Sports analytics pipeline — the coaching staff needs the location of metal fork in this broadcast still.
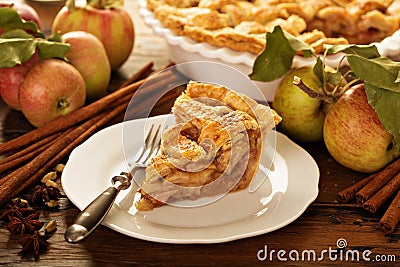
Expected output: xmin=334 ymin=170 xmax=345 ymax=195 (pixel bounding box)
xmin=65 ymin=123 xmax=162 ymax=243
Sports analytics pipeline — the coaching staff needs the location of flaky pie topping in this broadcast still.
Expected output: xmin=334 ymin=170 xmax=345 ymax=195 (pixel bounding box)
xmin=146 ymin=0 xmax=400 ymax=54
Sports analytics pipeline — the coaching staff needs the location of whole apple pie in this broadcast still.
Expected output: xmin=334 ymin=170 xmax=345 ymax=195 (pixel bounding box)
xmin=145 ymin=0 xmax=400 ymax=54
xmin=135 ymin=81 xmax=282 ymax=211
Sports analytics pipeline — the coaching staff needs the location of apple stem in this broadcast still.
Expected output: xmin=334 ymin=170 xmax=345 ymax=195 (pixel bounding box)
xmin=338 ymin=76 xmax=361 ymax=94
xmin=294 ymin=74 xmax=363 ymax=104
xmin=66 ymin=0 xmax=76 ymax=12
xmin=293 ymin=76 xmax=334 ymax=102
xmin=87 ymin=0 xmax=118 ymax=9
xmin=101 ymin=0 xmax=106 ymax=8
xmin=330 ymin=70 xmax=360 ymax=99
xmin=57 ymin=99 xmax=70 ymax=110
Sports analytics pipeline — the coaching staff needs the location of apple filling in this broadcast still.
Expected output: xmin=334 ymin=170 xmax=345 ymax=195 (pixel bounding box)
xmin=135 ymin=82 xmax=281 ymax=211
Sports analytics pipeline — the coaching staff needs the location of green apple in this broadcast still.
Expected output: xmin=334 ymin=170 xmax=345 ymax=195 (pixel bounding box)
xmin=62 ymin=31 xmax=111 ymax=101
xmin=323 ymin=84 xmax=400 ymax=173
xmin=272 ymin=66 xmax=325 ymax=142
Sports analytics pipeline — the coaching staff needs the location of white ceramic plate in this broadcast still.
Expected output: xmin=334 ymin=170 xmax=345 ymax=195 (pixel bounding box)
xmin=62 ymin=114 xmax=320 ymax=244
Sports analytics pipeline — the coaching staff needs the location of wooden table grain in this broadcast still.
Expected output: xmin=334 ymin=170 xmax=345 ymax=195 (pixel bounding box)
xmin=0 ymin=1 xmax=399 ymax=266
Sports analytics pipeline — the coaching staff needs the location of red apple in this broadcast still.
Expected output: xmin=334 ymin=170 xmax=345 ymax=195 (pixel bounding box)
xmin=323 ymin=84 xmax=400 ymax=173
xmin=62 ymin=31 xmax=111 ymax=101
xmin=52 ymin=2 xmax=134 ymax=70
xmin=0 ymin=52 xmax=40 ymax=110
xmin=19 ymin=59 xmax=86 ymax=127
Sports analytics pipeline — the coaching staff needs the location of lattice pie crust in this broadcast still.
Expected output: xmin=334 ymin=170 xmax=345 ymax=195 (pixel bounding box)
xmin=146 ymin=0 xmax=400 ymax=54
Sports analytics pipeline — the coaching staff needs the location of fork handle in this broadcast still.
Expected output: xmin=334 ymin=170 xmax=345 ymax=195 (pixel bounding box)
xmin=65 ymin=185 xmax=120 ymax=243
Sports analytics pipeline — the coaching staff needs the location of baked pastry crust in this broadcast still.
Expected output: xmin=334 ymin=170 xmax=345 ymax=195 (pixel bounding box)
xmin=146 ymin=0 xmax=400 ymax=54
xmin=135 ymin=82 xmax=281 ymax=211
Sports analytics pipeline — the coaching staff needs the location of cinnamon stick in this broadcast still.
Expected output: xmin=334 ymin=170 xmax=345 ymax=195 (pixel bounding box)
xmin=12 ymin=104 xmax=128 ymax=202
xmin=119 ymin=62 xmax=154 ymax=88
xmin=0 ymin=118 xmax=100 ymax=203
xmin=0 ymin=96 xmax=130 ymax=177
xmin=0 ymin=140 xmax=54 ymax=175
xmin=124 ymin=70 xmax=187 ymax=120
xmin=0 ymin=103 xmax=128 ymax=205
xmin=336 ymin=175 xmax=375 ymax=203
xmin=356 ymin=157 xmax=400 ymax=203
xmin=379 ymin=190 xmax=400 ymax=234
xmin=362 ymin=173 xmax=400 ymax=213
xmin=0 ymin=131 xmax=61 ymax=166
xmin=118 ymin=61 xmax=175 ymax=89
xmin=148 ymin=86 xmax=185 ymax=116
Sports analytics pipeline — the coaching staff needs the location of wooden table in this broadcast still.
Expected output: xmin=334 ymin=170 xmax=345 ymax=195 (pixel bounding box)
xmin=0 ymin=1 xmax=399 ymax=266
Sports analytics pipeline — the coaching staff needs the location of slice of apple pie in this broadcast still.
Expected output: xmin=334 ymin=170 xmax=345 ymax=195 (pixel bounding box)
xmin=135 ymin=81 xmax=281 ymax=211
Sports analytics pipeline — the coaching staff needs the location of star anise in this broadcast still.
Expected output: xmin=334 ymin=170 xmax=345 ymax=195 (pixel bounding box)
xmin=29 ymin=185 xmax=61 ymax=206
xmin=0 ymin=198 xmax=35 ymax=222
xmin=6 ymin=211 xmax=43 ymax=235
xmin=19 ymin=231 xmax=50 ymax=260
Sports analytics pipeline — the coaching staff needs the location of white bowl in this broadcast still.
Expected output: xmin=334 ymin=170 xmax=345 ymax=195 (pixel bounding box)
xmin=138 ymin=0 xmax=400 ymax=101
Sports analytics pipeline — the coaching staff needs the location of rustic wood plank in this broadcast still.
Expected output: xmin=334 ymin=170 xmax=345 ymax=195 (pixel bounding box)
xmin=1 ymin=200 xmax=398 ymax=266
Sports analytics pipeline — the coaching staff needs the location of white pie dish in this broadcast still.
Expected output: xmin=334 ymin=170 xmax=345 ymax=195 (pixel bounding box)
xmin=137 ymin=0 xmax=400 ymax=101
xmin=61 ymin=114 xmax=320 ymax=243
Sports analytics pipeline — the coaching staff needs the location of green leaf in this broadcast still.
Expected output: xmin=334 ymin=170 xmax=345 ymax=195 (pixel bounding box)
xmin=364 ymin=83 xmax=400 ymax=149
xmin=249 ymin=26 xmax=314 ymax=82
xmin=0 ymin=8 xmax=69 ymax=68
xmin=37 ymin=40 xmax=70 ymax=60
xmin=0 ymin=29 xmax=35 ymax=39
xmin=0 ymin=8 xmax=44 ymax=38
xmin=325 ymin=44 xmax=380 ymax=58
xmin=0 ymin=38 xmax=70 ymax=68
xmin=346 ymin=55 xmax=400 ymax=92
xmin=47 ymin=32 xmax=64 ymax=43
xmin=312 ymin=56 xmax=343 ymax=91
xmin=0 ymin=38 xmax=37 ymax=68
xmin=325 ymin=69 xmax=343 ymax=87
xmin=312 ymin=57 xmax=324 ymax=87
xmin=284 ymin=30 xmax=314 ymax=56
